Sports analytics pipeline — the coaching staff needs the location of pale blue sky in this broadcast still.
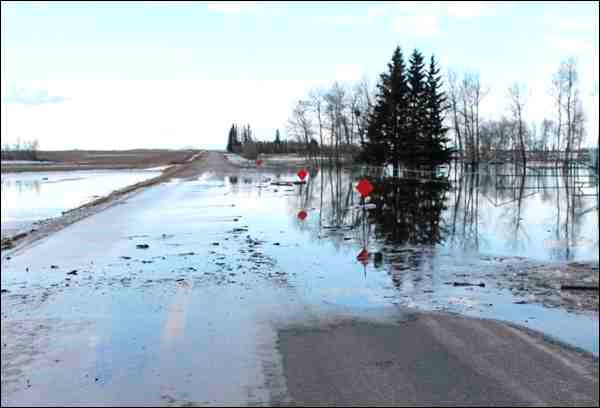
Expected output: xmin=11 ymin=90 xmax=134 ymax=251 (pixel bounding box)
xmin=1 ymin=1 xmax=598 ymax=150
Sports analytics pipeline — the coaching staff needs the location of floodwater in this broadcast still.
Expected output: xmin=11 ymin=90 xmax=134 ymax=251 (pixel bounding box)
xmin=444 ymin=164 xmax=599 ymax=262
xmin=1 ymin=169 xmax=163 ymax=235
xmin=1 ymin=163 xmax=598 ymax=405
xmin=254 ymin=164 xmax=598 ymax=352
xmin=274 ymin=163 xmax=599 ymax=351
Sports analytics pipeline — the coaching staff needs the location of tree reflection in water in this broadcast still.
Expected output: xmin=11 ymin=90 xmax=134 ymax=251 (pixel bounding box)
xmin=367 ymin=175 xmax=450 ymax=246
xmin=288 ymin=162 xmax=598 ymax=266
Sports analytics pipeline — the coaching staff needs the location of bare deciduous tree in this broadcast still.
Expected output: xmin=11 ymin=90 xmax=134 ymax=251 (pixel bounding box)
xmin=447 ymin=71 xmax=487 ymax=164
xmin=508 ymin=82 xmax=527 ymax=167
xmin=288 ymin=100 xmax=316 ymax=161
xmin=552 ymin=58 xmax=585 ymax=161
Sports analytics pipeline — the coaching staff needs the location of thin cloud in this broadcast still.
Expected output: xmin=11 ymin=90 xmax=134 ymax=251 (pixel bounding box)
xmin=543 ymin=13 xmax=598 ymax=35
xmin=396 ymin=1 xmax=497 ymax=20
xmin=390 ymin=1 xmax=496 ymax=37
xmin=367 ymin=7 xmax=387 ymax=21
xmin=392 ymin=14 xmax=439 ymax=38
xmin=314 ymin=15 xmax=359 ymax=25
xmin=444 ymin=1 xmax=497 ymax=18
xmin=2 ymin=85 xmax=69 ymax=105
xmin=206 ymin=2 xmax=257 ymax=14
xmin=316 ymin=1 xmax=493 ymax=32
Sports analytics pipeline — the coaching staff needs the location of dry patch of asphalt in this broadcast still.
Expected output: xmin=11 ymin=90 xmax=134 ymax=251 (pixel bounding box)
xmin=277 ymin=312 xmax=599 ymax=406
xmin=1 ymin=152 xmax=208 ymax=257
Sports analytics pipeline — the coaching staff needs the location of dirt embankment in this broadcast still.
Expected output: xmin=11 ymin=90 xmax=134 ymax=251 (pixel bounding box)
xmin=1 ymin=149 xmax=199 ymax=173
xmin=1 ymin=151 xmax=207 ymax=255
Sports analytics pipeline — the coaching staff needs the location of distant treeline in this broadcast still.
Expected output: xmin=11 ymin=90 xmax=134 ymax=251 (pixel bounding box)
xmin=1 ymin=139 xmax=39 ymax=161
xmin=225 ymin=124 xmax=359 ymax=160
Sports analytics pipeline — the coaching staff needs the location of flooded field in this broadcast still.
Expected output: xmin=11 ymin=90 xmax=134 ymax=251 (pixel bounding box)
xmin=444 ymin=164 xmax=599 ymax=262
xmin=1 ymin=169 xmax=164 ymax=237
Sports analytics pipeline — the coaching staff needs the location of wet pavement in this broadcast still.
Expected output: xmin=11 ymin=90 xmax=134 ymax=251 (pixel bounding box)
xmin=1 ymin=156 xmax=598 ymax=405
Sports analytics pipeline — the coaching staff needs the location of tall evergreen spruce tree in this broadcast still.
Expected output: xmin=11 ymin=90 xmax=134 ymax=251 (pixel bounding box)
xmin=233 ymin=125 xmax=240 ymax=150
xmin=407 ymin=49 xmax=427 ymax=165
xmin=362 ymin=47 xmax=453 ymax=171
xmin=388 ymin=47 xmax=409 ymax=175
xmin=425 ymin=55 xmax=452 ymax=165
xmin=364 ymin=46 xmax=409 ymax=176
xmin=226 ymin=124 xmax=236 ymax=152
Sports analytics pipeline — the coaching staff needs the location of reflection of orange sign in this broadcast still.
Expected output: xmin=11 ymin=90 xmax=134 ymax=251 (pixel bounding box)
xmin=297 ymin=210 xmax=308 ymax=221
xmin=356 ymin=179 xmax=374 ymax=198
xmin=357 ymin=248 xmax=369 ymax=265
xmin=297 ymin=168 xmax=308 ymax=181
xmin=256 ymin=159 xmax=264 ymax=167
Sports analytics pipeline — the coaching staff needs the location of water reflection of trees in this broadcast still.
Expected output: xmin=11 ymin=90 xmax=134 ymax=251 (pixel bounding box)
xmin=288 ymin=167 xmax=450 ymax=258
xmin=447 ymin=163 xmax=595 ymax=260
xmin=367 ymin=177 xmax=450 ymax=246
xmin=288 ymin=162 xmax=597 ymax=262
xmin=289 ymin=167 xmax=364 ymax=248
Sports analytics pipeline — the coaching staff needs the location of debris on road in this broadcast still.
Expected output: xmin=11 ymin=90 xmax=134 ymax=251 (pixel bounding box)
xmin=560 ymin=285 xmax=599 ymax=291
xmin=446 ymin=282 xmax=486 ymax=288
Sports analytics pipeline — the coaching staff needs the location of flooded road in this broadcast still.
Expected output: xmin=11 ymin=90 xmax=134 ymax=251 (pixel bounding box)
xmin=1 ymin=153 xmax=598 ymax=405
xmin=280 ymin=163 xmax=599 ymax=351
xmin=1 ymin=169 xmax=164 ymax=238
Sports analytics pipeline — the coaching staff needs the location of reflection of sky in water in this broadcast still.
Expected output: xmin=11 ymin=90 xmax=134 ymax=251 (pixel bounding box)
xmin=279 ymin=165 xmax=598 ymax=263
xmin=223 ymin=171 xmax=599 ymax=355
xmin=1 ymin=170 xmax=161 ymax=225
xmin=444 ymin=166 xmax=599 ymax=262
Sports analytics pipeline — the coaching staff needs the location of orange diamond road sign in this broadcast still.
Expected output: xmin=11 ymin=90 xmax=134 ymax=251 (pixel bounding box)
xmin=256 ymin=159 xmax=263 ymax=167
xmin=356 ymin=178 xmax=373 ymax=198
xmin=297 ymin=168 xmax=308 ymax=181
xmin=297 ymin=210 xmax=308 ymax=221
xmin=356 ymin=248 xmax=369 ymax=265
